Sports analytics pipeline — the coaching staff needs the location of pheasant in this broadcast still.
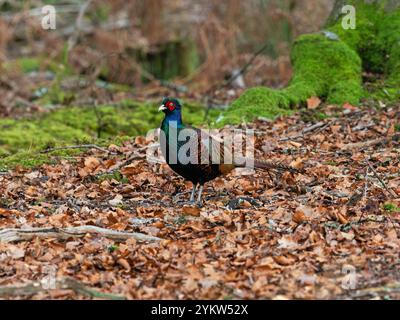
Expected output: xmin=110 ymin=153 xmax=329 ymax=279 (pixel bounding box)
xmin=158 ymin=97 xmax=301 ymax=205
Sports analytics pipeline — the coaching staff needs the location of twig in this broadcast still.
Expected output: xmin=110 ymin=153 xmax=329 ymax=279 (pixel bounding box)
xmin=342 ymin=133 xmax=400 ymax=151
xmin=217 ymin=42 xmax=271 ymax=92
xmin=279 ymin=121 xmax=329 ymax=141
xmin=61 ymin=18 xmax=132 ymax=37
xmin=351 ymin=282 xmax=400 ymax=298
xmin=203 ymin=42 xmax=271 ymax=120
xmin=41 ymin=144 xmax=116 ymax=155
xmin=0 ymin=226 xmax=162 ymax=243
xmin=358 ymin=167 xmax=370 ymax=223
xmin=366 ymin=160 xmax=397 ymax=199
xmin=0 ymin=4 xmax=82 ymax=21
xmin=101 ymin=147 xmax=148 ymax=175
xmin=0 ymin=277 xmax=127 ymax=300
xmin=366 ymin=160 xmax=400 ymax=237
xmin=60 ymin=277 xmax=127 ymax=300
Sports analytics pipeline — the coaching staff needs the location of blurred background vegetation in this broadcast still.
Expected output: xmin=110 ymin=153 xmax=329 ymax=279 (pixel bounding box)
xmin=0 ymin=0 xmax=334 ymax=169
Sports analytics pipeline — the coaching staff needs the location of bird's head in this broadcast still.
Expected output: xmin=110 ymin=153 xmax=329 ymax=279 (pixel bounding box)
xmin=158 ymin=98 xmax=182 ymax=115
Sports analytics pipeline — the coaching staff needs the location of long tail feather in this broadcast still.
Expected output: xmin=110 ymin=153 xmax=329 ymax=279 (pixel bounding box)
xmin=252 ymin=159 xmax=304 ymax=174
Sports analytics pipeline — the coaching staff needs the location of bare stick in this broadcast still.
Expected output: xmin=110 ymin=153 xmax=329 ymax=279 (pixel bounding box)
xmin=366 ymin=160 xmax=400 ymax=237
xmin=358 ymin=167 xmax=370 ymax=223
xmin=41 ymin=144 xmax=116 ymax=155
xmin=98 ymin=147 xmax=150 ymax=177
xmin=0 ymin=226 xmax=162 ymax=243
xmin=366 ymin=160 xmax=397 ymax=199
xmin=0 ymin=277 xmax=127 ymax=300
xmin=342 ymin=133 xmax=400 ymax=151
xmin=203 ymin=42 xmax=272 ymax=120
xmin=279 ymin=122 xmax=329 ymax=141
xmin=351 ymin=282 xmax=400 ymax=298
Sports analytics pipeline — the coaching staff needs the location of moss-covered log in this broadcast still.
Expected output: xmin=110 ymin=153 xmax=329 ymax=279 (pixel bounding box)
xmin=221 ymin=0 xmax=400 ymax=125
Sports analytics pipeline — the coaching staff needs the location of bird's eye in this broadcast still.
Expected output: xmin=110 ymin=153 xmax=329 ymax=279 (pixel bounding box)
xmin=166 ymin=101 xmax=175 ymax=111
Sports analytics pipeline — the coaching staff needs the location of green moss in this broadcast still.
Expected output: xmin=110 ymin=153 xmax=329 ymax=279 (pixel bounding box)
xmin=107 ymin=244 xmax=119 ymax=253
xmin=327 ymin=1 xmax=383 ymax=72
xmin=225 ymin=0 xmax=400 ymax=124
xmin=289 ymin=33 xmax=362 ymax=105
xmin=326 ymin=0 xmax=400 ymax=101
xmin=0 ymin=100 xmax=218 ymax=170
xmin=224 ymin=33 xmax=362 ymax=124
xmin=18 ymin=57 xmax=41 ymax=73
xmin=218 ymin=87 xmax=292 ymax=126
xmin=383 ymin=203 xmax=400 ymax=213
xmin=97 ymin=171 xmax=129 ymax=183
xmin=3 ymin=57 xmax=41 ymax=73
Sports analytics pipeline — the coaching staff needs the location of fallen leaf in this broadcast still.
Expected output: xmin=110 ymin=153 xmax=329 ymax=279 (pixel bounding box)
xmin=273 ymin=255 xmax=296 ymax=266
xmin=117 ymin=258 xmax=131 ymax=272
xmin=307 ymin=96 xmax=321 ymax=109
xmin=182 ymin=206 xmax=201 ymax=216
xmin=109 ymin=194 xmax=123 ymax=207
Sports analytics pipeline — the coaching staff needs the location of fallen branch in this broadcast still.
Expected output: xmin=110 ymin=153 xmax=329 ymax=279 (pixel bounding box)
xmin=0 ymin=277 xmax=127 ymax=300
xmin=0 ymin=226 xmax=162 ymax=243
xmin=351 ymin=282 xmax=400 ymax=298
xmin=342 ymin=133 xmax=400 ymax=151
xmin=366 ymin=160 xmax=397 ymax=199
xmin=112 ymin=149 xmax=148 ymax=170
xmin=60 ymin=277 xmax=127 ymax=300
xmin=61 ymin=18 xmax=132 ymax=37
xmin=203 ymin=41 xmax=273 ymax=120
xmin=41 ymin=144 xmax=116 ymax=155
xmin=366 ymin=160 xmax=400 ymax=237
xmin=279 ymin=121 xmax=329 ymax=141
xmin=97 ymin=147 xmax=150 ymax=177
xmin=0 ymin=4 xmax=82 ymax=21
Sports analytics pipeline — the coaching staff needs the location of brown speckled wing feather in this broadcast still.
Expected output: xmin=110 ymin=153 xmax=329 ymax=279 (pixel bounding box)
xmin=188 ymin=126 xmax=236 ymax=177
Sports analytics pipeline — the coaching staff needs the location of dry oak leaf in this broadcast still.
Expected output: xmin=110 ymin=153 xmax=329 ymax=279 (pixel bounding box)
xmin=289 ymin=157 xmax=304 ymax=170
xmin=84 ymin=157 xmax=100 ymax=171
xmin=307 ymin=96 xmax=321 ymax=109
xmin=0 ymin=208 xmax=16 ymax=216
xmin=182 ymin=206 xmax=201 ymax=216
xmin=117 ymin=258 xmax=131 ymax=272
xmin=342 ymin=102 xmax=359 ymax=112
xmin=293 ymin=205 xmax=313 ymax=224
xmin=273 ymin=255 xmax=296 ymax=266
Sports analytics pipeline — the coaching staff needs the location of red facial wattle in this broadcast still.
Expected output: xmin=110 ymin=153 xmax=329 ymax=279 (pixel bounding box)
xmin=166 ymin=101 xmax=175 ymax=111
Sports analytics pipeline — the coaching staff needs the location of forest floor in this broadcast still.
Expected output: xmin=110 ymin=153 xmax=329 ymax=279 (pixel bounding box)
xmin=0 ymin=102 xmax=399 ymax=300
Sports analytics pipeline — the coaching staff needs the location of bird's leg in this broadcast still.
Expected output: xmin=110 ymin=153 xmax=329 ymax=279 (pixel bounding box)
xmin=196 ymin=184 xmax=204 ymax=207
xmin=189 ymin=184 xmax=197 ymax=203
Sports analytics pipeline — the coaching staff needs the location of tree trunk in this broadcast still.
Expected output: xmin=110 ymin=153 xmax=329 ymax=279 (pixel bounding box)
xmin=222 ymin=0 xmax=400 ymax=126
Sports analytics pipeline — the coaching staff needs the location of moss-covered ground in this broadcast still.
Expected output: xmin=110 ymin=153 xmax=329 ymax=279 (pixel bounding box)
xmin=222 ymin=0 xmax=400 ymax=125
xmin=0 ymin=100 xmax=220 ymax=170
xmin=2 ymin=0 xmax=399 ymax=169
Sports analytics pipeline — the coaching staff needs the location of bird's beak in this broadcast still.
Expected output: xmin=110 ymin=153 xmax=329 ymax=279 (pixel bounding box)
xmin=158 ymin=104 xmax=167 ymax=112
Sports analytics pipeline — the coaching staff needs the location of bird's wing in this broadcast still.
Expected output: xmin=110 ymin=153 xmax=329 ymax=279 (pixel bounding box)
xmin=190 ymin=127 xmax=236 ymax=174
